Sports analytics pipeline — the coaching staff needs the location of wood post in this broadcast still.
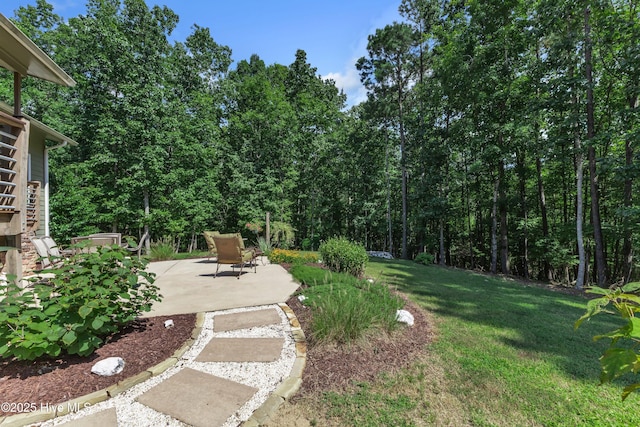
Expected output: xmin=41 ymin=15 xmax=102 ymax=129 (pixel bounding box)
xmin=265 ymin=212 xmax=270 ymax=246
xmin=13 ymin=72 xmax=21 ymax=117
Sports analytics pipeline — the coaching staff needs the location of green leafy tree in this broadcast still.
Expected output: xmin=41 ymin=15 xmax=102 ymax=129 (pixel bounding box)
xmin=357 ymin=22 xmax=420 ymax=259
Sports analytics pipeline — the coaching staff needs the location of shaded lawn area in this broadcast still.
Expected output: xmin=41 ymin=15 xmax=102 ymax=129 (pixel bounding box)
xmin=356 ymin=258 xmax=639 ymax=426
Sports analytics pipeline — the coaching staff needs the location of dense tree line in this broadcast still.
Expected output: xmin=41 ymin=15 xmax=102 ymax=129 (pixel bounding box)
xmin=2 ymin=0 xmax=638 ymax=287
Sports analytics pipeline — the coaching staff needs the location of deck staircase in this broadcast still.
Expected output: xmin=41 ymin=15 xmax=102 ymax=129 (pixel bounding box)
xmin=0 ymin=110 xmax=29 ymax=278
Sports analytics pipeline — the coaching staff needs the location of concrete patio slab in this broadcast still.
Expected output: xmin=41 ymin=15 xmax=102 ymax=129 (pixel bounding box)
xmin=195 ymin=337 xmax=285 ymax=363
xmin=214 ymin=308 xmax=281 ymax=332
xmin=142 ymin=258 xmax=300 ymax=317
xmin=57 ymin=408 xmax=118 ymax=427
xmin=136 ymin=368 xmax=257 ymax=427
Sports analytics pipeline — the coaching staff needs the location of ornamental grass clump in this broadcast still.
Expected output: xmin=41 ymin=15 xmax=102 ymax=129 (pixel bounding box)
xmin=289 ymin=264 xmax=403 ymax=345
xmin=301 ymin=281 xmax=403 ymax=344
xmin=0 ymin=243 xmax=161 ymax=361
xmin=319 ymin=237 xmax=368 ymax=277
xmin=149 ymin=239 xmax=175 ymax=261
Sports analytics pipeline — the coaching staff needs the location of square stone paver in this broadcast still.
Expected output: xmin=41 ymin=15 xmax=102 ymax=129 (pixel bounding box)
xmin=58 ymin=408 xmax=118 ymax=427
xmin=196 ymin=337 xmax=284 ymax=362
xmin=214 ymin=308 xmax=281 ymax=332
xmin=136 ymin=368 xmax=257 ymax=427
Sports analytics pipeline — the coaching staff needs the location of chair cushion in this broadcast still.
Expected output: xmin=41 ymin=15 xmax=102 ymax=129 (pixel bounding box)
xmin=203 ymin=231 xmax=219 ymax=253
xmin=240 ymin=249 xmax=255 ymax=263
xmin=215 ymin=232 xmax=245 ymax=249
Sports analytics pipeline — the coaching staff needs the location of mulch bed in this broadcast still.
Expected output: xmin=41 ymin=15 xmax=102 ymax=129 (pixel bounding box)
xmin=285 ymin=284 xmax=435 ymax=398
xmin=0 ymin=313 xmax=196 ymax=416
xmin=1 ymin=263 xmax=437 ymax=417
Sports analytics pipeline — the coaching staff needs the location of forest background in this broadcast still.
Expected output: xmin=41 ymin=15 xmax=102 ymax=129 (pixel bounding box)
xmin=1 ymin=0 xmax=638 ymax=289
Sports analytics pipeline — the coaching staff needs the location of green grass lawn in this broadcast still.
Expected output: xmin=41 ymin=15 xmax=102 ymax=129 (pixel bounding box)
xmin=307 ymin=258 xmax=639 ymax=426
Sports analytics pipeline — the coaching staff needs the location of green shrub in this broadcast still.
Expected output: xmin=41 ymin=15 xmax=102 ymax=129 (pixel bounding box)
xmin=301 ymin=236 xmax=321 ymax=251
xmin=414 ymin=252 xmax=434 ymax=265
xmin=319 ymin=237 xmax=368 ymax=277
xmin=0 ymin=244 xmax=161 ymax=361
xmin=268 ymin=249 xmax=320 ymax=264
xmin=270 ymin=221 xmax=295 ymax=248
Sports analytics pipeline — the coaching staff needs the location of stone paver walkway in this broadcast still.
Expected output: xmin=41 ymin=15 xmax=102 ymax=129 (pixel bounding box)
xmin=2 ymin=304 xmax=306 ymax=427
xmin=136 ymin=367 xmax=258 ymax=427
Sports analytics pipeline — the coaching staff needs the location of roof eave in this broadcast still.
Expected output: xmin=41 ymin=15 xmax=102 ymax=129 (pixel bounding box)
xmin=0 ymin=101 xmax=79 ymax=146
xmin=0 ymin=13 xmax=76 ymax=87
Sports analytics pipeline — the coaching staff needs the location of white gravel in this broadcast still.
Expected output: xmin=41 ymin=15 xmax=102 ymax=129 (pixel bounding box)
xmin=38 ymin=304 xmax=297 ymax=427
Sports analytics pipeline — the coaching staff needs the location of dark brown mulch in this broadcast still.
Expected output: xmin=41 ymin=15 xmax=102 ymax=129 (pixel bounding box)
xmin=0 ymin=313 xmax=196 ymax=416
xmin=1 ymin=261 xmax=435 ymax=417
xmin=285 ymin=287 xmax=435 ymax=398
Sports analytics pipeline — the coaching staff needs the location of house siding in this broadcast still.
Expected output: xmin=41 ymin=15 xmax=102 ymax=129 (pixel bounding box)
xmin=28 ymin=128 xmax=46 ymax=236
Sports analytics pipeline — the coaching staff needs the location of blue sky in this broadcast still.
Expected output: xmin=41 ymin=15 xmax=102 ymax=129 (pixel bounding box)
xmin=0 ymin=0 xmax=403 ymax=106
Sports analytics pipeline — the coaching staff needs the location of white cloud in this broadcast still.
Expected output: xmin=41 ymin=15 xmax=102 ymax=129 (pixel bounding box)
xmin=324 ymin=64 xmax=367 ymax=107
xmin=320 ymin=3 xmax=401 ymax=108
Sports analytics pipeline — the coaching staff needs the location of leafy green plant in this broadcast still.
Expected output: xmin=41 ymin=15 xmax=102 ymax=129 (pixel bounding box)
xmin=256 ymin=236 xmax=273 ymax=256
xmin=245 ymin=221 xmax=264 ymax=235
xmin=414 ymin=252 xmax=434 ymax=265
xmin=301 ymin=236 xmax=320 ymax=251
xmin=0 ymin=244 xmax=161 ymax=361
xmin=575 ymin=281 xmax=640 ymax=400
xmin=319 ymin=237 xmax=368 ymax=277
xmin=270 ymin=221 xmax=295 ymax=248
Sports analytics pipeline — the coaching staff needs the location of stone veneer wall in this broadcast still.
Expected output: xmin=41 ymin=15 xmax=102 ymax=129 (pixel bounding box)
xmin=21 ymin=231 xmax=40 ymax=274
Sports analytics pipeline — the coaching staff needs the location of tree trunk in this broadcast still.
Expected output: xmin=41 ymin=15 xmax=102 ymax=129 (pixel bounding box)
xmin=499 ymin=162 xmax=509 ymax=275
xmin=143 ymin=188 xmax=151 ymax=254
xmin=568 ymin=51 xmax=587 ymax=289
xmin=534 ymin=43 xmax=551 ymax=282
xmin=385 ymin=134 xmax=394 ymax=256
xmin=536 ymin=157 xmax=552 ymax=281
xmin=491 ymin=175 xmax=500 ymax=275
xmin=189 ymin=232 xmax=196 ymax=253
xmin=575 ymin=145 xmax=586 ymax=289
xmin=399 ymin=97 xmax=409 ymax=260
xmin=266 ymin=211 xmax=271 ymax=247
xmin=464 ymin=152 xmax=474 ymax=269
xmin=622 ymin=101 xmax=635 ymax=283
xmin=585 ymin=7 xmax=607 ymax=287
xmin=439 ymin=219 xmax=445 ymax=266
xmin=518 ymin=151 xmax=529 ymax=279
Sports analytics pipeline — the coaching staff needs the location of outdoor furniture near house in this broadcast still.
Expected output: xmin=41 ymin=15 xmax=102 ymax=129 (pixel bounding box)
xmin=30 ymin=235 xmax=69 ymax=268
xmin=212 ymin=233 xmax=257 ymax=279
xmin=202 ymin=231 xmax=219 ymax=260
xmin=41 ymin=235 xmax=73 ymax=258
xmin=30 ymin=236 xmax=55 ymax=268
xmin=123 ymin=231 xmax=149 ymax=258
xmin=88 ymin=232 xmax=122 ymax=246
xmin=70 ymin=235 xmax=120 ymax=253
